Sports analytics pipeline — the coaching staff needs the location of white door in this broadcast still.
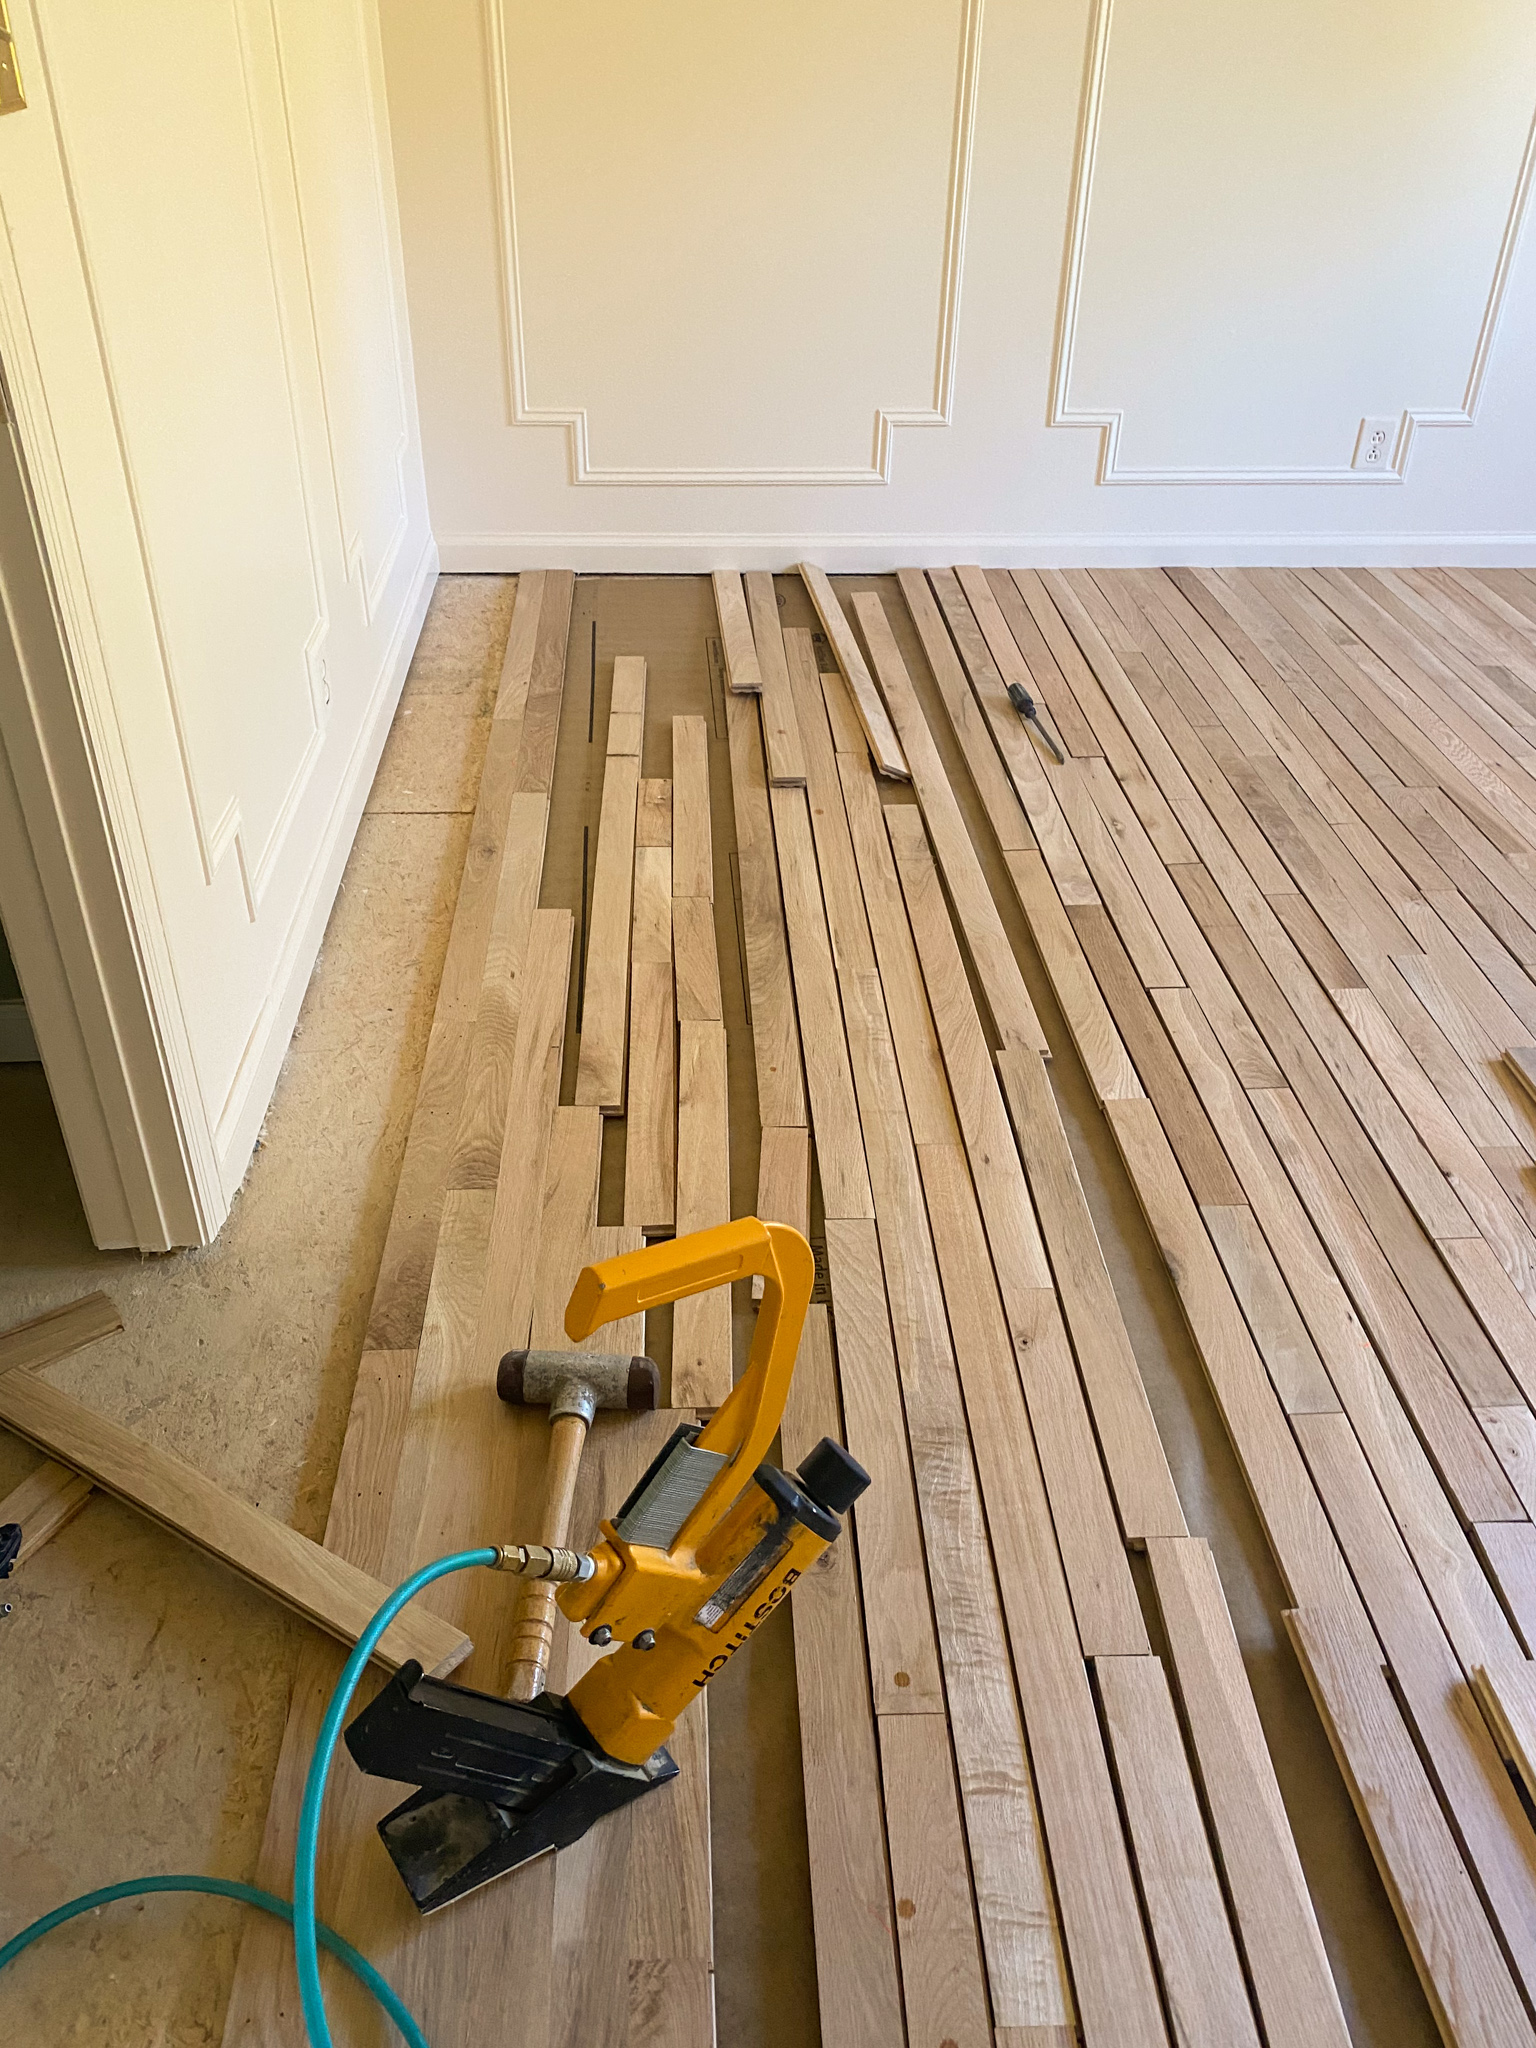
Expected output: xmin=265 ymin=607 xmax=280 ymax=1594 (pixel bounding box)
xmin=0 ymin=0 xmax=434 ymax=1247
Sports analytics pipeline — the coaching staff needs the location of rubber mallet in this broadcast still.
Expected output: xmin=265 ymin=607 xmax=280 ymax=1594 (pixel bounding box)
xmin=495 ymin=1350 xmax=659 ymax=1700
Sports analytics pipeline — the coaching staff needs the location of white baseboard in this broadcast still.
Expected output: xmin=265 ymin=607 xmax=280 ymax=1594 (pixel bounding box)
xmin=438 ymin=531 xmax=1536 ymax=574
xmin=210 ymin=532 xmax=440 ymax=1202
xmin=0 ymin=999 xmax=39 ymax=1062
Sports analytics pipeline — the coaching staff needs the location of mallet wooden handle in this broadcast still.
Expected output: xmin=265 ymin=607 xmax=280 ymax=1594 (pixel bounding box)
xmin=506 ymin=1411 xmax=588 ymax=1702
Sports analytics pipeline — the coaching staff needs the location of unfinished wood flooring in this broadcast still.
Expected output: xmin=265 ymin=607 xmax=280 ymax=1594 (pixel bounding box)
xmin=226 ymin=561 xmax=1536 ymax=2048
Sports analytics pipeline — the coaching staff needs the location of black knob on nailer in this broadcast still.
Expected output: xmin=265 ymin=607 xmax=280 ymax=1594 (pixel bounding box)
xmin=796 ymin=1439 xmax=871 ymax=1518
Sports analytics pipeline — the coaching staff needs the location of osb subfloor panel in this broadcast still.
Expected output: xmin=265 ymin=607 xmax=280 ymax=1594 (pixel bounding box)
xmin=0 ymin=574 xmax=1426 ymax=2046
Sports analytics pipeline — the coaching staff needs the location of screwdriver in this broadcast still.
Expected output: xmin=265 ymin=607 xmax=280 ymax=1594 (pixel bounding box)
xmin=1006 ymin=682 xmax=1066 ymax=765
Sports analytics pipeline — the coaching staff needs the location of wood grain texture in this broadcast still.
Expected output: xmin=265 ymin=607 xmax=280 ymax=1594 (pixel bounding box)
xmin=672 ymin=1021 xmax=731 ymax=1407
xmin=997 ymin=1048 xmax=1186 ymax=1538
xmin=1475 ymin=1519 xmax=1536 ymax=1654
xmin=0 ymin=1291 xmax=122 ymax=1374
xmin=515 ymin=568 xmax=576 ymax=795
xmin=672 ymin=715 xmax=714 ymax=902
xmin=777 ymin=1302 xmax=908 ymax=2048
xmin=879 ymin=1711 xmax=995 ymax=2048
xmin=575 ymin=752 xmax=640 ymax=1112
xmin=1289 ymin=1603 xmax=1536 ymax=2048
xmin=636 ymin=775 xmax=673 ymax=846
xmin=916 ymin=1135 xmax=1166 ymax=2048
xmin=823 ymin=1219 xmax=947 ymax=1714
xmin=625 ymin=841 xmax=677 ymax=1233
xmin=895 ymin=565 xmax=1038 ymax=853
xmin=368 ymin=580 xmax=563 ymax=1346
xmin=723 ymin=692 xmax=808 ymax=1128
xmin=606 ymin=653 xmax=648 ymax=757
xmin=853 ymin=588 xmax=1047 ymax=1055
xmin=1147 ymin=1539 xmax=1350 ymax=2048
xmin=743 ymin=570 xmax=807 ymax=787
xmin=768 ymin=785 xmax=874 ymax=1220
xmin=712 ymin=570 xmax=762 ymax=694
xmin=797 ymin=562 xmax=908 ymax=778
xmin=751 ymin=1123 xmax=809 ymax=1301
xmin=530 ymin=1108 xmax=604 ymax=1349
xmin=672 ymin=894 xmax=723 ymax=1023
xmin=469 ymin=912 xmax=576 ymax=1369
xmin=1200 ymin=1203 xmax=1340 ymax=1415
xmin=1293 ymin=1409 xmax=1536 ymax=2007
xmin=1005 ymin=850 xmax=1144 ymax=1101
xmin=1094 ymin=1654 xmax=1261 ymax=2048
xmin=0 ymin=1368 xmax=471 ymax=1676
xmin=0 ymin=1457 xmax=94 ymax=1564
xmin=451 ymin=790 xmax=551 ymax=1187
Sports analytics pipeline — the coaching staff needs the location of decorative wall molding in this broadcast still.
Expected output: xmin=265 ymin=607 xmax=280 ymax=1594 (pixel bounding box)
xmin=1049 ymin=0 xmax=1536 ymax=485
xmin=481 ymin=0 xmax=984 ymax=485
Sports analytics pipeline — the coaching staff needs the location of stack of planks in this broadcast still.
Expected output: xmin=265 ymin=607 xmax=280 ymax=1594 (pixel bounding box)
xmin=223 ymin=574 xmax=726 ymax=2046
xmin=832 ymin=558 xmax=1536 ymax=2047
xmin=222 ymin=553 xmax=1536 ymax=2048
xmin=714 ymin=566 xmax=1354 ymax=2048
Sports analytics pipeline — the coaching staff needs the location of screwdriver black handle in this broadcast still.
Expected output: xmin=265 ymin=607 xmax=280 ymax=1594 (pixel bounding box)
xmin=1005 ymin=683 xmax=1066 ymax=765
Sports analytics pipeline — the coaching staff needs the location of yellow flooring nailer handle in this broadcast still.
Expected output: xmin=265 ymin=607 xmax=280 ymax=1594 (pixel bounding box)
xmin=557 ymin=1216 xmax=848 ymax=1766
xmin=563 ymin=1215 xmax=814 ymax=1557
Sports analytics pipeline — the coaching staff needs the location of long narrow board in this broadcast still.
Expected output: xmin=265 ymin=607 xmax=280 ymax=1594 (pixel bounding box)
xmin=0 ymin=1367 xmax=472 ymax=1677
xmin=672 ymin=1020 xmax=731 ymax=1406
xmin=625 ymin=799 xmax=676 ymax=1232
xmin=712 ymin=569 xmax=762 ymax=694
xmin=743 ymin=570 xmax=807 ymax=787
xmin=797 ymin=562 xmax=908 ymax=779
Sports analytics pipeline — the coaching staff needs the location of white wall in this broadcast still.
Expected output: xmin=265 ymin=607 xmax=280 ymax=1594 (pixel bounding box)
xmin=380 ymin=0 xmax=1536 ymax=568
xmin=0 ymin=0 xmax=434 ymax=1246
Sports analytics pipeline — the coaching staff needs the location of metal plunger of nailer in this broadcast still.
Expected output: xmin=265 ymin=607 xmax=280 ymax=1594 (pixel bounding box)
xmin=345 ymin=1216 xmax=869 ymax=1913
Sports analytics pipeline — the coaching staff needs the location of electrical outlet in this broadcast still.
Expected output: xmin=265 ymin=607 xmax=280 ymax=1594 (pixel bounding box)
xmin=1352 ymin=417 xmax=1401 ymax=473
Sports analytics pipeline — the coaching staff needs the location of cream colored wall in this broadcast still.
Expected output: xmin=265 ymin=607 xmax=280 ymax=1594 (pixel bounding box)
xmin=381 ymin=0 xmax=1536 ymax=566
xmin=0 ymin=0 xmax=434 ymax=1246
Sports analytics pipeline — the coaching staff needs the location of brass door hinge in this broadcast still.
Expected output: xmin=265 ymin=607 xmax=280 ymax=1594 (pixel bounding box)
xmin=0 ymin=3 xmax=26 ymax=117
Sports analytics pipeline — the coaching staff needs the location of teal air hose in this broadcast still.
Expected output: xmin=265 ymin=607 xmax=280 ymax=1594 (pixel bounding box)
xmin=0 ymin=1545 xmax=500 ymax=2048
xmin=0 ymin=1875 xmax=427 ymax=2046
xmin=292 ymin=1546 xmax=497 ymax=2047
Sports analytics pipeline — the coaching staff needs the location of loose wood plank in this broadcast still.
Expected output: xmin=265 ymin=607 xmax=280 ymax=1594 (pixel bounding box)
xmin=574 ymin=752 xmax=640 ymax=1112
xmin=879 ymin=1711 xmax=996 ymax=2048
xmin=743 ymin=570 xmax=807 ymax=787
xmin=752 ymin=1124 xmax=809 ymax=1303
xmin=1475 ymin=1520 xmax=1536 ymax=1653
xmin=672 ymin=1021 xmax=731 ymax=1406
xmin=625 ymin=838 xmax=677 ymax=1233
xmin=797 ymin=562 xmax=908 ymax=779
xmin=0 ymin=1369 xmax=471 ymax=1676
xmin=1094 ymin=1654 xmax=1261 ymax=2048
xmin=712 ymin=570 xmax=762 ymax=694
xmin=853 ymin=588 xmax=1048 ymax=1055
xmin=1147 ymin=1538 xmax=1350 ymax=2048
xmin=0 ymin=1291 xmax=122 ymax=1374
xmin=997 ymin=1048 xmax=1186 ymax=1537
xmin=895 ymin=566 xmax=1038 ymax=853
xmin=1294 ymin=1408 xmax=1536 ymax=2007
xmin=672 ymin=714 xmax=714 ymax=902
xmin=0 ymin=1457 xmax=93 ymax=1564
xmin=769 ymin=786 xmax=874 ymax=1220
xmin=672 ymin=895 xmax=723 ymax=1023
xmin=637 ymin=775 xmax=672 ymax=846
xmin=451 ymin=791 xmax=551 ymax=1187
xmin=724 ymin=693 xmax=808 ymax=1127
xmin=824 ymin=1220 xmax=950 ymax=1714
xmin=1289 ymin=1603 xmax=1536 ymax=2048
xmin=778 ymin=1302 xmax=908 ymax=2047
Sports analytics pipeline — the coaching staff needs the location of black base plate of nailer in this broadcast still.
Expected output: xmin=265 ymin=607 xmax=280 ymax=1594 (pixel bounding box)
xmin=345 ymin=1661 xmax=676 ymax=1914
